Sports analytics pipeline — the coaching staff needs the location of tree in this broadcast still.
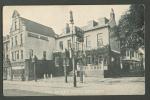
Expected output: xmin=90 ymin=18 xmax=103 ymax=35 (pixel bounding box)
xmin=118 ymin=4 xmax=144 ymax=50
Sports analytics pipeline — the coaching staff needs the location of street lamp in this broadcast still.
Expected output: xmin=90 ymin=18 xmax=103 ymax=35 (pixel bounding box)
xmin=70 ymin=10 xmax=77 ymax=87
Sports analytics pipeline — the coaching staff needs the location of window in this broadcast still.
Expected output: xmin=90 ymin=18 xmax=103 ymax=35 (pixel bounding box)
xmin=43 ymin=51 xmax=46 ymax=59
xmin=11 ymin=52 xmax=14 ymax=61
xmin=40 ymin=36 xmax=48 ymax=41
xmin=55 ymin=57 xmax=60 ymax=67
xmin=87 ymin=41 xmax=91 ymax=49
xmin=97 ymin=33 xmax=103 ymax=47
xmin=15 ymin=36 xmax=17 ymax=46
xmin=85 ymin=36 xmax=91 ymax=49
xmin=59 ymin=41 xmax=63 ymax=50
xmin=67 ymin=39 xmax=71 ymax=49
xmin=17 ymin=51 xmax=19 ymax=59
xmin=28 ymin=32 xmax=39 ymax=39
xmin=29 ymin=49 xmax=33 ymax=58
xmin=20 ymin=34 xmax=23 ymax=45
xmin=11 ymin=37 xmax=13 ymax=47
xmin=14 ymin=51 xmax=16 ymax=61
xmin=21 ymin=50 xmax=23 ymax=59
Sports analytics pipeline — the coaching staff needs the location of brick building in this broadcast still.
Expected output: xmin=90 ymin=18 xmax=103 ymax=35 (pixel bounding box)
xmin=53 ymin=8 xmax=121 ymax=77
xmin=6 ymin=10 xmax=56 ymax=80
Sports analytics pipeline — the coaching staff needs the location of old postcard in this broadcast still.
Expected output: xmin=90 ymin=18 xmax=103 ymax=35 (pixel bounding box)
xmin=3 ymin=5 xmax=145 ymax=96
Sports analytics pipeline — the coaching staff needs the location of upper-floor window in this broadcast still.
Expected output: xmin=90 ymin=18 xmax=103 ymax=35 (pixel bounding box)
xmin=87 ymin=41 xmax=91 ymax=49
xmin=20 ymin=34 xmax=23 ymax=45
xmin=29 ymin=49 xmax=33 ymax=58
xmin=14 ymin=51 xmax=16 ymax=61
xmin=15 ymin=36 xmax=17 ymax=46
xmin=97 ymin=33 xmax=103 ymax=47
xmin=11 ymin=52 xmax=14 ymax=61
xmin=85 ymin=36 xmax=91 ymax=49
xmin=11 ymin=37 xmax=13 ymax=47
xmin=67 ymin=39 xmax=71 ymax=49
xmin=17 ymin=51 xmax=19 ymax=59
xmin=21 ymin=50 xmax=23 ymax=59
xmin=59 ymin=41 xmax=63 ymax=50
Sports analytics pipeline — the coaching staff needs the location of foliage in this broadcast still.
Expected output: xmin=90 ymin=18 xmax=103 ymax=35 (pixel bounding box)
xmin=85 ymin=45 xmax=109 ymax=57
xmin=118 ymin=4 xmax=144 ymax=50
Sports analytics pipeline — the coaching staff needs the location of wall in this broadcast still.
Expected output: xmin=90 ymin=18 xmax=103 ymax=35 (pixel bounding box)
xmin=83 ymin=27 xmax=109 ymax=50
xmin=9 ymin=15 xmax=26 ymax=65
xmin=55 ymin=35 xmax=74 ymax=52
xmin=24 ymin=31 xmax=55 ymax=60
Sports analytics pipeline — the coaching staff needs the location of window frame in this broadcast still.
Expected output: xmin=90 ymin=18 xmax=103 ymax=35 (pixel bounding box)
xmin=97 ymin=33 xmax=103 ymax=48
xmin=59 ymin=41 xmax=63 ymax=50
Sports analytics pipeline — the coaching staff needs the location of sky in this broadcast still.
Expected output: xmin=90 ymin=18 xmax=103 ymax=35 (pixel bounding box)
xmin=3 ymin=5 xmax=130 ymax=36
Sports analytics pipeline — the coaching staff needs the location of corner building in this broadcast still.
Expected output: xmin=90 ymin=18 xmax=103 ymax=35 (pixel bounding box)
xmin=54 ymin=9 xmax=121 ymax=77
xmin=9 ymin=10 xmax=56 ymax=80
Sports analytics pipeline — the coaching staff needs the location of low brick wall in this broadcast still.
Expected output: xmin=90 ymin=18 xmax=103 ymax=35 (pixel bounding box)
xmin=81 ymin=65 xmax=105 ymax=77
xmin=84 ymin=70 xmax=104 ymax=77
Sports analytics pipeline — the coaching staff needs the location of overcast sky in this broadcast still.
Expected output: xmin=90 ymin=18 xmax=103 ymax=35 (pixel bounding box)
xmin=3 ymin=5 xmax=130 ymax=36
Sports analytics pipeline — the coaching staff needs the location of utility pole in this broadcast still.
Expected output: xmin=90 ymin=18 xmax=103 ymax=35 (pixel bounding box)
xmin=70 ymin=10 xmax=77 ymax=87
xmin=80 ymin=42 xmax=84 ymax=83
xmin=64 ymin=50 xmax=67 ymax=83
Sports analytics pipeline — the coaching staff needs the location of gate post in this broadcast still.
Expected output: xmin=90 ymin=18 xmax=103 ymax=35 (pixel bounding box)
xmin=32 ymin=55 xmax=37 ymax=82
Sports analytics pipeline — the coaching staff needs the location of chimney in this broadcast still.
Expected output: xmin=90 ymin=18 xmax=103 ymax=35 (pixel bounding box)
xmin=109 ymin=8 xmax=116 ymax=28
xmin=65 ymin=23 xmax=70 ymax=34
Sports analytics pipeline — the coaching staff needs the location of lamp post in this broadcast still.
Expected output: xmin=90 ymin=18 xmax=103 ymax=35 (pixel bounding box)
xmin=63 ymin=54 xmax=67 ymax=83
xmin=70 ymin=10 xmax=77 ymax=87
xmin=79 ymin=42 xmax=84 ymax=83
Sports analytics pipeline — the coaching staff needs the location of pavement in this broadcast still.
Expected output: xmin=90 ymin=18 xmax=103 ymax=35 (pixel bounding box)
xmin=3 ymin=76 xmax=145 ymax=96
xmin=3 ymin=89 xmax=56 ymax=96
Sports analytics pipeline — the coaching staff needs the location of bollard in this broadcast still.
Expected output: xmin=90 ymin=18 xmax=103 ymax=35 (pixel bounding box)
xmin=44 ymin=74 xmax=46 ymax=80
xmin=46 ymin=74 xmax=49 ymax=79
xmin=51 ymin=74 xmax=53 ymax=79
xmin=83 ymin=74 xmax=85 ymax=83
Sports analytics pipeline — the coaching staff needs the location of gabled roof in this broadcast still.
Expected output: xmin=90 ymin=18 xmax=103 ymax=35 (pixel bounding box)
xmin=20 ymin=17 xmax=56 ymax=37
xmin=81 ymin=17 xmax=109 ymax=32
xmin=12 ymin=10 xmax=20 ymax=18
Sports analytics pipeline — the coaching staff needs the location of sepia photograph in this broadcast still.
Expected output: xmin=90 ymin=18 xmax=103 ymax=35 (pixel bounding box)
xmin=3 ymin=5 xmax=145 ymax=96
